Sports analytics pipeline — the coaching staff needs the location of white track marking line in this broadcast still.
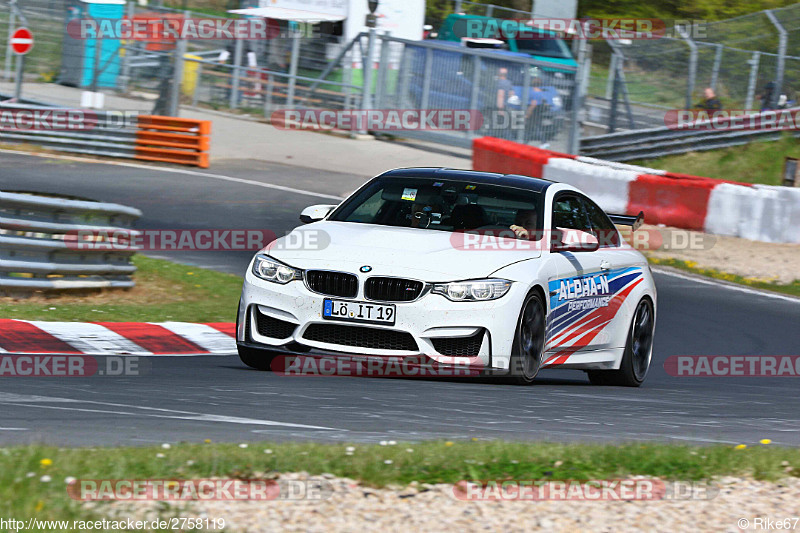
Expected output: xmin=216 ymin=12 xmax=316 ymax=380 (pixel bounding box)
xmin=653 ymin=267 xmax=800 ymax=303
xmin=0 ymin=393 xmax=338 ymax=430
xmin=26 ymin=321 xmax=152 ymax=355
xmin=0 ymin=148 xmax=344 ymax=200
xmin=154 ymin=322 xmax=236 ymax=354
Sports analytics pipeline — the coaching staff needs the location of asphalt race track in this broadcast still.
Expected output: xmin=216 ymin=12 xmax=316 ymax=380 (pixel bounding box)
xmin=1 ymin=151 xmax=799 ymax=447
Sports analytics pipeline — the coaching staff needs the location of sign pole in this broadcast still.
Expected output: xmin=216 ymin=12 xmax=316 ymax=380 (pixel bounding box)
xmin=14 ymin=52 xmax=23 ymax=99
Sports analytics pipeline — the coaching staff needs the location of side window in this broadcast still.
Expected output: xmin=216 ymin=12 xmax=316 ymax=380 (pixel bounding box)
xmin=552 ymin=195 xmax=591 ymax=232
xmin=581 ymin=197 xmax=621 ymax=247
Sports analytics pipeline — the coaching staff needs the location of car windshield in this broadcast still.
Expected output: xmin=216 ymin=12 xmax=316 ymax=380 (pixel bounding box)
xmin=329 ymin=176 xmax=543 ymax=234
xmin=512 ymin=34 xmax=572 ymax=59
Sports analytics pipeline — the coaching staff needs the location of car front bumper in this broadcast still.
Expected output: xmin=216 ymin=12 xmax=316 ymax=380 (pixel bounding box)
xmin=237 ymin=268 xmax=528 ymax=370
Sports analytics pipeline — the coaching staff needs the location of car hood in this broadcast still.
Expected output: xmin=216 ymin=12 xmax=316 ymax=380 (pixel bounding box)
xmin=265 ymin=221 xmax=542 ymax=282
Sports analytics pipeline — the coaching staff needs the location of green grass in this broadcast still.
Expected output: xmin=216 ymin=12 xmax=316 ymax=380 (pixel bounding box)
xmin=0 ymin=256 xmax=243 ymax=323
xmin=632 ymin=135 xmax=800 ymax=186
xmin=3 ymin=440 xmax=797 ymax=527
xmin=648 ymin=257 xmax=800 ymax=298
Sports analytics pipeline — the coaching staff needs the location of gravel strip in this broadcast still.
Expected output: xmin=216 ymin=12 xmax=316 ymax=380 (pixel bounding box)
xmin=101 ymin=474 xmax=800 ymax=532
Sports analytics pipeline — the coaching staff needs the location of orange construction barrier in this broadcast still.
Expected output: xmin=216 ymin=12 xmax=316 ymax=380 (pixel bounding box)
xmin=135 ymin=116 xmax=211 ymax=168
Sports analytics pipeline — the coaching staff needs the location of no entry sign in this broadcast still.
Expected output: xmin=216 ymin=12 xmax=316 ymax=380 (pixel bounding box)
xmin=10 ymin=27 xmax=33 ymax=55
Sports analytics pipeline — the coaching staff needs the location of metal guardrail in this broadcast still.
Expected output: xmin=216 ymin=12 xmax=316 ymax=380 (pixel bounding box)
xmin=579 ymin=107 xmax=800 ymax=161
xmin=0 ymin=101 xmax=211 ymax=167
xmin=0 ymin=191 xmax=141 ymax=293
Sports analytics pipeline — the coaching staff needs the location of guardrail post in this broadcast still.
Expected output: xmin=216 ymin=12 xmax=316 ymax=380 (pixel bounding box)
xmin=677 ymin=25 xmax=697 ymax=110
xmin=745 ymin=51 xmax=760 ymax=111
xmin=766 ymin=10 xmax=787 ymax=109
xmin=287 ymin=22 xmax=301 ymax=109
xmin=454 ymin=0 xmax=462 ymax=13
xmin=230 ymin=38 xmax=243 ymax=109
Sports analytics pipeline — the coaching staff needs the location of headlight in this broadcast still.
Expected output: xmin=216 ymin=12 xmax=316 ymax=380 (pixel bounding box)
xmin=432 ymin=279 xmax=512 ymax=302
xmin=252 ymin=255 xmax=302 ymax=284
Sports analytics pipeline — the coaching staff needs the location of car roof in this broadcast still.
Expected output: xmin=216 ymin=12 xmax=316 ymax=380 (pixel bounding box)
xmin=378 ymin=167 xmax=555 ymax=193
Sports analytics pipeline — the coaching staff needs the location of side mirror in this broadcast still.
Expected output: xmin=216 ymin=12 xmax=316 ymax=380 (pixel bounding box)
xmin=299 ymin=205 xmax=336 ymax=224
xmin=551 ymin=228 xmax=600 ymax=253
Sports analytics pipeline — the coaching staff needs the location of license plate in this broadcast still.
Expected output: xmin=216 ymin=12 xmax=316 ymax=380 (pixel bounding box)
xmin=323 ymin=299 xmax=396 ymax=325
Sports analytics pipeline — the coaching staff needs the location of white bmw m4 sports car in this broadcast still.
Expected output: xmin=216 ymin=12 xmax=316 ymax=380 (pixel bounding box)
xmin=237 ymin=168 xmax=657 ymax=386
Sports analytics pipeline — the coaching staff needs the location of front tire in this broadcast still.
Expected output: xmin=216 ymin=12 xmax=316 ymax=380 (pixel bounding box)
xmin=587 ymin=298 xmax=654 ymax=387
xmin=507 ymin=290 xmax=546 ymax=385
xmin=238 ymin=345 xmax=278 ymax=371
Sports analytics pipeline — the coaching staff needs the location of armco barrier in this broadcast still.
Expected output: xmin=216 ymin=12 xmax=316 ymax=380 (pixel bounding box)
xmin=0 ymin=191 xmax=142 ymax=293
xmin=135 ymin=115 xmax=211 ymax=168
xmin=473 ymin=137 xmax=800 ymax=243
xmin=0 ymin=103 xmax=211 ymax=168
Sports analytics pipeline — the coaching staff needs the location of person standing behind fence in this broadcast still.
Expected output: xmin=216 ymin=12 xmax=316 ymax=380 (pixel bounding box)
xmin=696 ymin=87 xmax=722 ymax=112
xmin=491 ymin=67 xmax=518 ymax=139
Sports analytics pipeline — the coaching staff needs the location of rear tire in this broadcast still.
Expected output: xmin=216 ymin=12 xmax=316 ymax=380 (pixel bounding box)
xmin=506 ymin=290 xmax=546 ymax=385
xmin=587 ymin=298 xmax=654 ymax=387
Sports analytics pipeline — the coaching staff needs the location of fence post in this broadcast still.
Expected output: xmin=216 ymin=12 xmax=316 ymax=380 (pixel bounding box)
xmin=395 ymin=44 xmax=410 ymax=108
xmin=375 ymin=33 xmax=391 ymax=109
xmin=287 ymin=22 xmax=301 ymax=109
xmin=118 ymin=0 xmax=135 ymax=93
xmin=710 ymin=44 xmax=723 ymax=91
xmin=361 ymin=27 xmax=377 ymax=115
xmin=5 ymin=5 xmax=16 ymax=82
xmin=264 ymin=72 xmax=274 ymax=116
xmin=765 ymin=10 xmax=787 ymax=109
xmin=568 ymin=27 xmax=589 ymax=153
xmin=168 ymin=15 xmax=188 ymax=117
xmin=677 ymin=25 xmax=697 ymax=110
xmin=230 ymin=38 xmax=243 ymax=109
xmin=605 ymin=53 xmax=619 ymax=100
xmin=467 ymin=54 xmax=481 ymax=139
xmin=516 ymin=62 xmax=531 ymax=144
xmin=192 ymin=61 xmax=203 ymax=107
xmin=420 ymin=47 xmax=433 ymax=111
xmin=745 ymin=51 xmax=760 ymax=110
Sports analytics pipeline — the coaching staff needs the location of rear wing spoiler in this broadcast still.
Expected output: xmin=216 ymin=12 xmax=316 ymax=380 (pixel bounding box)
xmin=608 ymin=211 xmax=645 ymax=231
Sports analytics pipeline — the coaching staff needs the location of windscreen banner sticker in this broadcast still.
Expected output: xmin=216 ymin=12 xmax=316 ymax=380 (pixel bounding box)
xmin=401 ymin=188 xmax=417 ymax=201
